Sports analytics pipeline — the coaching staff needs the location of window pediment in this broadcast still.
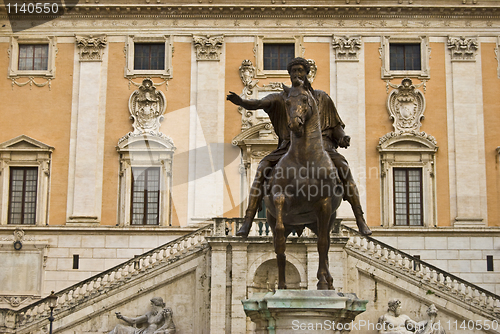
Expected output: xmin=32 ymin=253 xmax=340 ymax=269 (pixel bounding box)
xmin=0 ymin=135 xmax=54 ymax=152
xmin=378 ymin=133 xmax=437 ymax=153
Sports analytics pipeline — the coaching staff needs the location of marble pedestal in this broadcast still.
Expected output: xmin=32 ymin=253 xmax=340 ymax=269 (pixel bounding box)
xmin=242 ymin=290 xmax=368 ymax=334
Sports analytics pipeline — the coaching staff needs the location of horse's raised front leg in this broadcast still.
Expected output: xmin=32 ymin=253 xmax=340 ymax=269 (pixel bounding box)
xmin=316 ymin=198 xmax=333 ymax=290
xmin=273 ymin=193 xmax=287 ymax=289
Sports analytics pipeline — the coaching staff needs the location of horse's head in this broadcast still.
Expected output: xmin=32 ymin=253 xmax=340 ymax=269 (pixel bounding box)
xmin=283 ymin=85 xmax=315 ymax=138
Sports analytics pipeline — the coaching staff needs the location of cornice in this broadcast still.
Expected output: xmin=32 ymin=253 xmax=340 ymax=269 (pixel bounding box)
xmin=2 ymin=2 xmax=500 ymax=21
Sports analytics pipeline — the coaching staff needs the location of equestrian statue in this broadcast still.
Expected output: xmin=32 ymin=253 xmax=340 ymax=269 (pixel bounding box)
xmin=227 ymin=57 xmax=371 ymax=289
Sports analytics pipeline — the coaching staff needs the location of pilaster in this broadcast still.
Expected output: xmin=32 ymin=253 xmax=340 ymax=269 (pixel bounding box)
xmin=66 ymin=35 xmax=108 ymax=224
xmin=447 ymin=36 xmax=487 ymax=226
xmin=331 ymin=35 xmax=366 ymax=222
xmin=208 ymin=239 xmax=228 ymax=334
xmin=188 ymin=35 xmax=226 ymax=223
xmin=231 ymin=243 xmax=248 ymax=334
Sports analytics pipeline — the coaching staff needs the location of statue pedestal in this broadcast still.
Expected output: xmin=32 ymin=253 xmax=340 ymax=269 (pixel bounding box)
xmin=242 ymin=290 xmax=367 ymax=334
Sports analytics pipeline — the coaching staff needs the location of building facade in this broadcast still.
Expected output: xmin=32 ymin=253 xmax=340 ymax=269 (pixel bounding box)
xmin=0 ymin=0 xmax=500 ymax=332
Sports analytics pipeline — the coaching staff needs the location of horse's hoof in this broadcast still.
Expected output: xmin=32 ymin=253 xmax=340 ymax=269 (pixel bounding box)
xmin=236 ymin=223 xmax=251 ymax=237
xmin=356 ymin=218 xmax=372 ymax=236
xmin=317 ymin=282 xmax=329 ymax=290
xmin=278 ymin=284 xmax=287 ymax=290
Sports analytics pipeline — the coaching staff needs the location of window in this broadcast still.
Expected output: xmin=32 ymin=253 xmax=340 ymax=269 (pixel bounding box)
xmin=393 ymin=168 xmax=423 ymax=226
xmin=131 ymin=167 xmax=160 ymax=225
xmin=380 ymin=36 xmax=430 ymax=79
xmin=263 ymin=43 xmax=294 ymax=71
xmin=390 ymin=44 xmax=421 ymax=71
xmin=125 ymin=35 xmax=173 ymax=79
xmin=8 ymin=167 xmax=38 ymax=225
xmin=8 ymin=36 xmax=56 ymax=78
xmin=18 ymin=44 xmax=49 ymax=71
xmin=254 ymin=36 xmax=303 ymax=78
xmin=0 ymin=135 xmax=53 ymax=226
xmin=134 ymin=43 xmax=165 ymax=71
xmin=487 ymin=256 xmax=494 ymax=272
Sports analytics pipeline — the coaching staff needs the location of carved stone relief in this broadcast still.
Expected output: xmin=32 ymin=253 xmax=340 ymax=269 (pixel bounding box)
xmin=193 ymin=35 xmax=224 ymax=61
xmin=385 ymin=78 xmax=429 ymax=137
xmin=75 ymin=35 xmax=107 ymax=61
xmin=496 ymin=36 xmax=500 ymax=78
xmin=377 ymin=300 xmax=446 ymax=334
xmin=307 ymin=59 xmax=318 ymax=83
xmin=447 ymin=36 xmax=478 ymax=61
xmin=239 ymin=59 xmax=259 ymax=96
xmin=121 ymin=78 xmax=168 ymax=143
xmin=332 ymin=35 xmax=362 ymax=61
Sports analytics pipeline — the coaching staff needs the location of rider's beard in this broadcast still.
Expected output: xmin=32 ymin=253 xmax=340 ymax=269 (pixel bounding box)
xmin=291 ymin=76 xmax=304 ymax=87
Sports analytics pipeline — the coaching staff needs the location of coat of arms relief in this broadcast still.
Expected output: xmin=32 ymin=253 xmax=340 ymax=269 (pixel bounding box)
xmin=380 ymin=78 xmax=436 ymax=146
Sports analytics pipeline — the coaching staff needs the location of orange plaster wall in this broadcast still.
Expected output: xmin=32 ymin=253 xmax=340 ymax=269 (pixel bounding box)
xmin=101 ymin=42 xmax=131 ymax=226
xmin=166 ymin=42 xmax=192 ymax=226
xmin=224 ymin=42 xmax=254 ymax=218
xmin=364 ymin=43 xmax=391 ymax=227
xmin=424 ymin=42 xmax=451 ymax=227
xmin=303 ymin=42 xmax=330 ymax=93
xmin=0 ymin=42 xmax=74 ymax=225
xmin=101 ymin=42 xmax=192 ymax=227
xmin=481 ymin=43 xmax=500 ymax=227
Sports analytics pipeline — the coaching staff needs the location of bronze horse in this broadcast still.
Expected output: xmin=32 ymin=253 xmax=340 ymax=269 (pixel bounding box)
xmin=263 ymin=84 xmax=343 ymax=290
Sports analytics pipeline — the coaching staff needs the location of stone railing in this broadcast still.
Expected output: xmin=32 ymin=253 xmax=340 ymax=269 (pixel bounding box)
xmin=212 ymin=217 xmax=314 ymax=237
xmin=11 ymin=224 xmax=213 ymax=332
xmin=340 ymin=225 xmax=500 ymax=319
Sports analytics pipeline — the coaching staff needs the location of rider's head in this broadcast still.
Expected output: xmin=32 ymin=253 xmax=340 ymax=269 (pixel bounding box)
xmin=287 ymin=57 xmax=310 ymax=75
xmin=287 ymin=58 xmax=312 ymax=89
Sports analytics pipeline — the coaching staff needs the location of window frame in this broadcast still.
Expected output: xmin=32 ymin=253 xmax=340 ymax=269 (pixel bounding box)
xmin=0 ymin=135 xmax=53 ymax=226
xmin=8 ymin=167 xmax=39 ymax=225
xmin=393 ymin=167 xmax=424 ymax=226
xmin=8 ymin=36 xmax=57 ymax=78
xmin=378 ymin=136 xmax=437 ymax=228
xmin=254 ymin=36 xmax=303 ymax=78
xmin=117 ymin=137 xmax=175 ymax=227
xmin=130 ymin=167 xmax=161 ymax=226
xmin=380 ymin=36 xmax=430 ymax=80
xmin=125 ymin=35 xmax=173 ymax=79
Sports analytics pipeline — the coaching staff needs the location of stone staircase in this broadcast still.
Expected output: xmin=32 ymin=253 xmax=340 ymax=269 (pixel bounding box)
xmin=0 ymin=224 xmax=212 ymax=334
xmin=340 ymin=225 xmax=500 ymax=326
xmin=1 ymin=220 xmax=499 ymax=333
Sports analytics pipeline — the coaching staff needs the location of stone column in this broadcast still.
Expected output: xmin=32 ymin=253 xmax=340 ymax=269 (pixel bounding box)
xmin=188 ymin=35 xmax=225 ymax=223
xmin=306 ymin=243 xmax=319 ymax=290
xmin=231 ymin=243 xmax=248 ymax=333
xmin=447 ymin=36 xmax=487 ymax=226
xmin=331 ymin=36 xmax=366 ymax=222
xmin=67 ymin=35 xmax=108 ymax=224
xmin=208 ymin=239 xmax=228 ymax=334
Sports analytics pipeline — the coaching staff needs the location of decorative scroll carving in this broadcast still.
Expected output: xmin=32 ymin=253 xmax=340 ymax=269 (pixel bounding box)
xmin=120 ymin=79 xmax=169 ymax=143
xmin=332 ymin=35 xmax=362 ymax=61
xmin=239 ymin=59 xmax=259 ymax=95
xmin=387 ymin=78 xmax=426 ymax=134
xmin=496 ymin=36 xmax=500 ymax=78
xmin=75 ymin=35 xmax=107 ymax=61
xmin=193 ymin=35 xmax=224 ymax=61
xmin=128 ymin=78 xmax=169 ymax=92
xmin=11 ymin=77 xmax=52 ymax=90
xmin=447 ymin=36 xmax=478 ymax=61
xmin=307 ymin=59 xmax=318 ymax=83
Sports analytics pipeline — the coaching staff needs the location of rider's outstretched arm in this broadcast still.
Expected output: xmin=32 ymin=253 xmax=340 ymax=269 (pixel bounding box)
xmin=227 ymin=91 xmax=272 ymax=110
